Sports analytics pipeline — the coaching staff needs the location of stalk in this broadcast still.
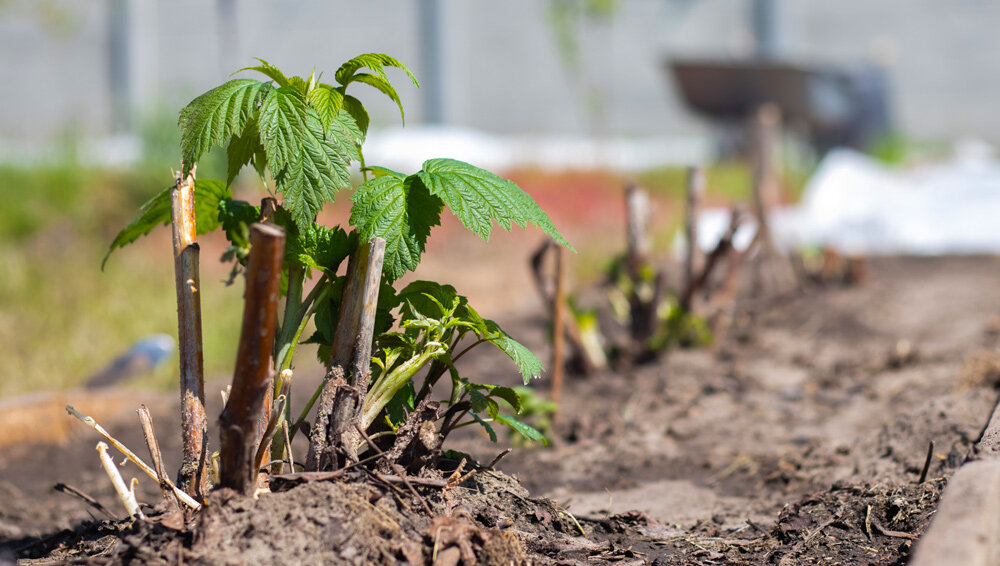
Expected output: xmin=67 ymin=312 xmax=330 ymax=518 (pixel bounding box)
xmin=307 ymin=238 xmax=385 ymax=470
xmin=269 ymin=278 xmax=332 ymax=470
xmin=170 ymin=168 xmax=208 ymax=497
xmin=681 ymin=165 xmax=705 ymax=312
xmin=219 ymin=223 xmax=285 ymax=494
xmin=361 ymin=342 xmax=445 ymax=431
xmin=551 ymin=245 xmax=566 ymax=420
xmin=274 ymin=264 xmax=305 ymax=373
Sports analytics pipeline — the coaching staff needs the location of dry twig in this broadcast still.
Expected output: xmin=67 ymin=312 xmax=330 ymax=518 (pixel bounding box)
xmin=137 ymin=405 xmax=181 ymax=512
xmin=53 ymin=483 xmax=117 ymax=520
xmin=96 ymin=442 xmax=144 ymax=519
xmin=66 ymin=405 xmax=200 ymax=509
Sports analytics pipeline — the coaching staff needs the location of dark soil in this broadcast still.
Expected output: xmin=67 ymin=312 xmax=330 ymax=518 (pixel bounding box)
xmin=3 ymin=256 xmax=1000 ymax=565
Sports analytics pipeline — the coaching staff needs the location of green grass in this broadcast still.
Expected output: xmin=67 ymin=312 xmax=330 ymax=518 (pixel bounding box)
xmin=0 ymin=152 xmax=242 ymax=398
xmin=636 ymin=161 xmax=809 ymax=204
xmin=0 ymin=234 xmax=244 ymax=398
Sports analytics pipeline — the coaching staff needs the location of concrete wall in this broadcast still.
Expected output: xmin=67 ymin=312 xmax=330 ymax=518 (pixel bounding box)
xmin=2 ymin=0 xmax=999 ymax=143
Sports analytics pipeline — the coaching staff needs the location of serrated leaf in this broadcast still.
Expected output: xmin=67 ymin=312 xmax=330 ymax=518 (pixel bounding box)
xmin=240 ymin=58 xmax=291 ymax=87
xmin=225 ymin=117 xmax=265 ymax=184
xmin=285 ymin=224 xmax=355 ymax=275
xmin=326 ymin=108 xmax=364 ymax=161
xmin=287 ymin=76 xmax=310 ymax=95
xmin=334 ymin=53 xmax=419 ymax=90
xmin=489 ymin=386 xmax=522 ymax=414
xmin=306 ymin=85 xmax=344 ymax=130
xmin=342 ymin=94 xmax=370 ymax=136
xmin=178 ymin=79 xmax=270 ymax=168
xmin=351 ymin=175 xmax=443 ymax=281
xmin=485 ymin=319 xmax=544 ymax=384
xmin=350 ymin=73 xmax=406 ymax=124
xmin=494 ymin=414 xmax=547 ymax=445
xmin=276 ymin=108 xmax=354 ymax=227
xmin=103 ymin=180 xmax=232 ymax=269
xmin=417 ymin=159 xmax=573 ymax=250
xmin=258 ymin=86 xmax=308 ymax=174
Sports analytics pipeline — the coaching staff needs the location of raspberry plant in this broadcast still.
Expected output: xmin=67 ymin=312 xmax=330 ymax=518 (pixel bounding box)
xmin=106 ymin=53 xmax=571 ymax=491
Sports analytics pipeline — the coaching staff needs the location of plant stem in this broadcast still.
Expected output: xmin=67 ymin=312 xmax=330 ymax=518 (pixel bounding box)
xmin=338 ymin=238 xmax=386 ymax=458
xmin=362 ymin=344 xmax=442 ymax=431
xmin=274 ymin=264 xmax=305 ymax=372
xmin=270 ymin=278 xmax=332 ymax=470
xmin=551 ymin=245 xmax=566 ymax=420
xmin=219 ymin=223 xmax=285 ymax=494
xmin=307 ymin=238 xmax=385 ymax=470
xmin=274 ymin=273 xmax=329 ymax=393
xmin=170 ymin=168 xmax=208 ymax=497
xmin=681 ymin=166 xmax=705 ymax=312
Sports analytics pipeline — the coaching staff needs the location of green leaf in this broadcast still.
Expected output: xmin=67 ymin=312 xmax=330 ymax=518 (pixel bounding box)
xmin=385 ymin=381 xmax=415 ymax=429
xmin=469 ymin=388 xmax=490 ymax=413
xmin=258 ymin=86 xmax=308 ymax=174
xmin=351 ymin=175 xmax=443 ymax=281
xmin=103 ymin=180 xmax=232 ymax=269
xmin=417 ymin=159 xmax=573 ymax=250
xmin=225 ymin=117 xmax=266 ymax=184
xmin=276 ymin=108 xmax=354 ymax=227
xmin=485 ymin=319 xmax=544 ymax=384
xmin=471 ymin=413 xmax=498 ymax=442
xmin=306 ymin=85 xmax=344 ymax=130
xmin=285 ymin=224 xmax=355 ymax=275
xmin=287 ymin=76 xmax=310 ymax=96
xmin=494 ymin=414 xmax=547 ymax=445
xmin=398 ymin=280 xmax=465 ymax=318
xmin=396 ymin=281 xmax=461 ymax=319
xmin=326 ymin=108 xmax=364 ymax=161
xmin=349 ymin=73 xmax=406 ymax=124
xmin=365 ymin=166 xmax=406 ymax=180
xmin=218 ymin=199 xmax=260 ymax=250
xmin=192 ymin=180 xmax=231 ymax=233
xmin=342 ymin=95 xmax=370 ymax=137
xmin=309 ymin=277 xmax=346 ymax=345
xmin=178 ymin=79 xmax=270 ymax=168
xmin=488 ymin=386 xmax=522 ymax=414
xmin=310 ymin=277 xmax=398 ymax=349
xmin=335 ymin=53 xmax=419 ymax=90
xmin=240 ymin=58 xmax=291 ymax=87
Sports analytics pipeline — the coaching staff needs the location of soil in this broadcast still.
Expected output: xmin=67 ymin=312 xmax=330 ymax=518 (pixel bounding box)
xmin=3 ymin=255 xmax=1000 ymax=565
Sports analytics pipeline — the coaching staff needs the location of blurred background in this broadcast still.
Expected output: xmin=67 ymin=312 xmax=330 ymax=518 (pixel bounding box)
xmin=2 ymin=0 xmax=998 ymax=397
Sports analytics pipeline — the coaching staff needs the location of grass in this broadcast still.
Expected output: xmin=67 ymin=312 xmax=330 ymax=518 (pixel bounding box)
xmin=0 ymin=147 xmax=244 ymax=398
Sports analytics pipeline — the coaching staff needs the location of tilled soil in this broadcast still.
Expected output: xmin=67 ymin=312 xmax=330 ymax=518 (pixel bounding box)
xmin=3 ymin=256 xmax=1000 ymax=564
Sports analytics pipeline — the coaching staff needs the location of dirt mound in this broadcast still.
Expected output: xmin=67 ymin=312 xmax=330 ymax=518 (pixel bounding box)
xmin=12 ymin=470 xmax=595 ymax=565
